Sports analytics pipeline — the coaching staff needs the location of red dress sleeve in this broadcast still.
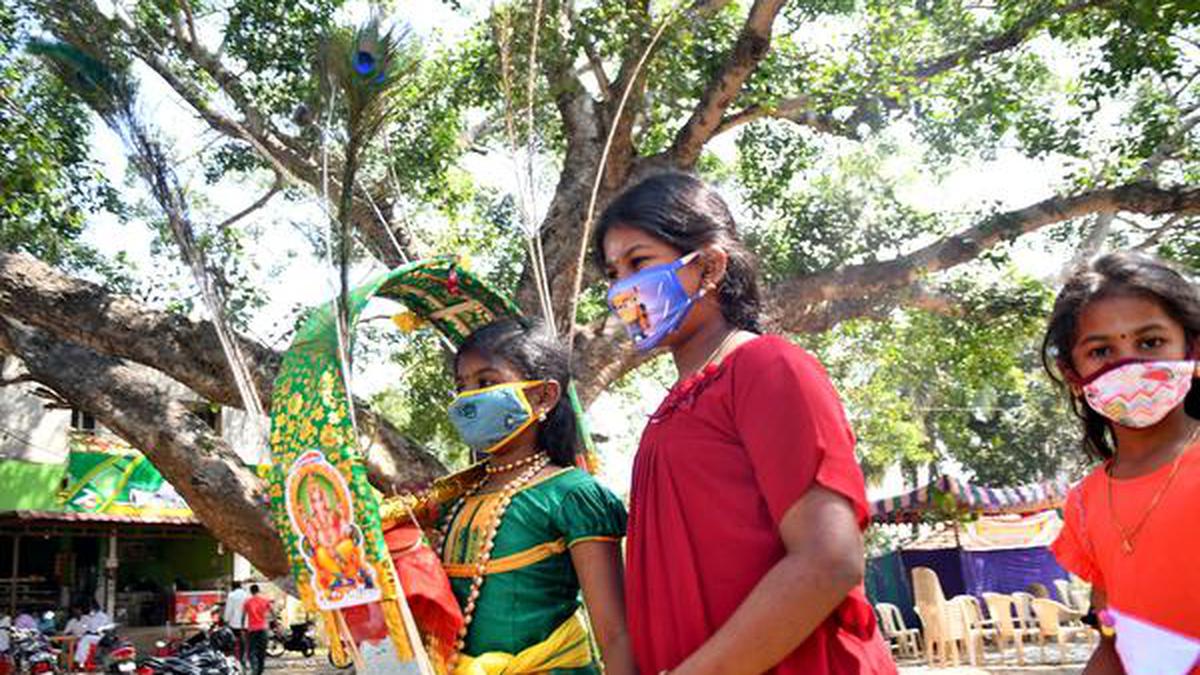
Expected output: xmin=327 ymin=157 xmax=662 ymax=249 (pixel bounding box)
xmin=731 ymin=337 xmax=870 ymax=529
xmin=1051 ymin=482 xmax=1103 ymax=586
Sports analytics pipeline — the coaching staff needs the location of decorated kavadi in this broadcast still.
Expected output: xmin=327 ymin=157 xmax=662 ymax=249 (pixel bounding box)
xmin=267 ymin=257 xmax=521 ymax=673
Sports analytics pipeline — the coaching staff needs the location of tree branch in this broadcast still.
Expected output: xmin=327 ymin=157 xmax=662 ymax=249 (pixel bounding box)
xmin=567 ymin=0 xmax=612 ymax=101
xmin=556 ymin=179 xmax=1196 ymax=407
xmin=911 ymin=0 xmax=1108 ymax=81
xmin=714 ymin=95 xmax=854 ymax=139
xmin=1065 ymin=211 xmax=1114 ymax=275
xmin=1138 ymin=106 xmax=1200 ymax=179
xmin=217 ymin=175 xmax=283 ymax=230
xmin=0 ymin=319 xmax=288 ymax=577
xmin=1135 ymin=213 xmax=1190 ymax=251
xmin=0 ymin=252 xmax=444 ymax=489
xmin=770 ymin=182 xmax=1200 ymax=329
xmin=720 ymin=0 xmax=1108 ymax=141
xmin=667 ymin=0 xmax=787 ymax=167
xmin=776 ymin=285 xmax=960 ymax=334
xmin=99 ymin=3 xmax=417 ymax=267
xmin=0 ymin=252 xmax=278 ymax=408
xmin=571 ymin=317 xmax=653 ymax=405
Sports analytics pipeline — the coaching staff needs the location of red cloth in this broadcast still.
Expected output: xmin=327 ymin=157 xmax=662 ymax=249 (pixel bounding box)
xmin=384 ymin=521 xmax=464 ymax=665
xmin=626 ymin=336 xmax=895 ymax=675
xmin=244 ymin=595 xmax=271 ymax=632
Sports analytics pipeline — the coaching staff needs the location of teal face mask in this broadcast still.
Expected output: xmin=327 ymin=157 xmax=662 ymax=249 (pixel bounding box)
xmin=447 ymin=381 xmax=542 ymax=454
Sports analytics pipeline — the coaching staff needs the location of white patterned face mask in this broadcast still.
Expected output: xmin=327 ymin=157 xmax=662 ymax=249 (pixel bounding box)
xmin=1080 ymin=359 xmax=1195 ymax=429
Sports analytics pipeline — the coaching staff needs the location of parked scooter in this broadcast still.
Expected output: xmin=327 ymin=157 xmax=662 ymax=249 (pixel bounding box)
xmin=265 ymin=619 xmax=315 ymax=658
xmin=137 ymin=624 xmax=240 ymax=675
xmin=92 ymin=625 xmax=137 ymax=674
xmin=7 ymin=627 xmax=61 ymax=674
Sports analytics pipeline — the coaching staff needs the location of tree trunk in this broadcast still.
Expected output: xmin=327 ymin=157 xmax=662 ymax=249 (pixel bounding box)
xmin=0 ymin=251 xmax=445 ymax=490
xmin=0 ymin=318 xmax=290 ymax=577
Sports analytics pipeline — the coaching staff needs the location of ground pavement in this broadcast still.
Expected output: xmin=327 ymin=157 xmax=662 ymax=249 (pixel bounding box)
xmin=894 ymin=644 xmax=1089 ymax=675
xmin=258 ymin=651 xmax=1088 ymax=675
xmin=262 ymin=650 xmax=346 ymax=673
xmin=52 ymin=648 xmax=1088 ymax=674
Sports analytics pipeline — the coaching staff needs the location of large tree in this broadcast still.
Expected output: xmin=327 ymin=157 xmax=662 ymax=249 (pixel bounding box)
xmin=1 ymin=0 xmax=1197 ymax=576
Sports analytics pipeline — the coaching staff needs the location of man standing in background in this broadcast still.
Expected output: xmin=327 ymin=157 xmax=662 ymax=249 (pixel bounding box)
xmin=223 ymin=581 xmax=249 ymax=668
xmin=242 ymin=584 xmax=272 ymax=675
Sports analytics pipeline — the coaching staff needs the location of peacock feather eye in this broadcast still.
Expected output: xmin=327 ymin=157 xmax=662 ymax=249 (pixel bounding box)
xmin=354 ymin=51 xmax=376 ymax=75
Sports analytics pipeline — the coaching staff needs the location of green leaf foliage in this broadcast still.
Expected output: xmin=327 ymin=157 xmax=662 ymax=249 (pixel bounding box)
xmin=0 ymin=1 xmax=122 ymax=268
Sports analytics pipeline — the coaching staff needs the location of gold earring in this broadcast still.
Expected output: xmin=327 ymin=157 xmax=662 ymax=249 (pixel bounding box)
xmin=538 ymin=411 xmax=547 ymax=422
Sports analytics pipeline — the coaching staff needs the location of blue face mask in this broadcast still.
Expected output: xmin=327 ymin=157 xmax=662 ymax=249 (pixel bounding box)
xmin=447 ymin=381 xmax=542 ymax=454
xmin=606 ymin=251 xmax=701 ymax=351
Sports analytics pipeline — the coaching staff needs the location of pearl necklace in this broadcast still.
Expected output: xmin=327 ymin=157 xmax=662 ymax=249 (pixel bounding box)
xmin=438 ymin=453 xmax=553 ymax=669
xmin=484 ymin=451 xmax=548 ymax=475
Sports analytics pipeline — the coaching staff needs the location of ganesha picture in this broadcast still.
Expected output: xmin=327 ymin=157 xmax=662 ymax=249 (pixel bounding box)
xmin=286 ymin=450 xmax=381 ymax=610
xmin=610 ymin=287 xmax=652 ymax=340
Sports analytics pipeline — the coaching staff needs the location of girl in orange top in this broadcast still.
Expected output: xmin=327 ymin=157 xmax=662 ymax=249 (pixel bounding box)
xmin=1044 ymin=251 xmax=1200 ymax=675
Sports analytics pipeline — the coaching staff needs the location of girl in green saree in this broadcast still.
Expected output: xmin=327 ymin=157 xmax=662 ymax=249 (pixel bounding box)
xmin=434 ymin=318 xmax=633 ymax=675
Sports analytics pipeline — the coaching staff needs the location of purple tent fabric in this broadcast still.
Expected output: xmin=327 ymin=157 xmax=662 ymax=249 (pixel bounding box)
xmin=960 ymin=547 xmax=1068 ymax=597
xmin=894 ymin=546 xmax=1069 ymax=606
xmin=901 ymin=548 xmax=967 ymax=598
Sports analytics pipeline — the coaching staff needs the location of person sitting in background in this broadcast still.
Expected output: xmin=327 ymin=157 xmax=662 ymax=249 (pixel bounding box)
xmin=1026 ymin=582 xmax=1052 ymax=599
xmin=37 ymin=610 xmax=56 ymax=635
xmin=0 ymin=615 xmax=11 ymax=654
xmin=75 ymin=603 xmax=111 ymax=666
xmin=12 ymin=612 xmax=36 ymax=631
xmin=62 ymin=607 xmax=86 ymax=638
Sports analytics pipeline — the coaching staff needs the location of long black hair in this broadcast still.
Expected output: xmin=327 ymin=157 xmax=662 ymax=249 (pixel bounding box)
xmin=455 ymin=318 xmax=578 ymax=467
xmin=593 ymin=172 xmax=764 ymax=333
xmin=1042 ymin=251 xmax=1200 ymax=460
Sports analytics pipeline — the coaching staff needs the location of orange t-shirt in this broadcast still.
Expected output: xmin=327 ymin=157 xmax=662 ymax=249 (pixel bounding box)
xmin=1052 ymin=441 xmax=1200 ymax=638
xmin=243 ymin=595 xmax=271 ymax=632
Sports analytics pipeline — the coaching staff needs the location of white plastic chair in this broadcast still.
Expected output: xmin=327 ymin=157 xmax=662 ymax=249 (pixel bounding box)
xmin=1031 ymin=598 xmax=1095 ymax=664
xmin=1053 ymin=579 xmax=1074 ymax=608
xmin=982 ymin=592 xmax=1026 ymax=665
xmin=911 ymin=567 xmax=964 ymax=667
xmin=950 ymin=595 xmax=996 ymax=665
xmin=875 ymin=602 xmax=922 ymax=659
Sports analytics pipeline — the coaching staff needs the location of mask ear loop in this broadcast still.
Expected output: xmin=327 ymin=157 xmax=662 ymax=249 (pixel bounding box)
xmin=682 ymin=249 xmax=718 ymax=300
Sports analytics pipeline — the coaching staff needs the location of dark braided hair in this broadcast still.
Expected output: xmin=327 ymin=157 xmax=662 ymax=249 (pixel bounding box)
xmin=593 ymin=172 xmax=764 ymax=333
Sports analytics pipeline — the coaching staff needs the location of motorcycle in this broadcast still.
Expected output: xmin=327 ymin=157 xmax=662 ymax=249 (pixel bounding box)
xmin=92 ymin=625 xmax=137 ymax=674
xmin=137 ymin=625 xmax=240 ymax=675
xmin=7 ymin=627 xmax=61 ymax=674
xmin=265 ymin=619 xmax=315 ymax=658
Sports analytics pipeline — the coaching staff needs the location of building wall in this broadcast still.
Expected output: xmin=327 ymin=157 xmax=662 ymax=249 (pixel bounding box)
xmin=1 ymin=357 xmax=265 ymax=470
xmin=220 ymin=408 xmax=270 ymax=467
xmin=0 ymin=461 xmax=64 ymax=510
xmin=0 ymin=357 xmax=71 ymax=465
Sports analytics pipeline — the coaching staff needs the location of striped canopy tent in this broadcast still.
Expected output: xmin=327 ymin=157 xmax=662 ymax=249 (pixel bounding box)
xmin=870 ymin=475 xmax=1071 ymax=524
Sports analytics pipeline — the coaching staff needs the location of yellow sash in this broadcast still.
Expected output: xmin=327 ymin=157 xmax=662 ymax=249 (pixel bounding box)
xmin=454 ymin=612 xmax=592 ymax=675
xmin=443 ymin=539 xmax=567 ymax=578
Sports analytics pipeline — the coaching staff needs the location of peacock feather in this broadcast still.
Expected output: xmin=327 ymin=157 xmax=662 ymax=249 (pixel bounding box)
xmin=318 ymin=14 xmax=418 ymax=164
xmin=26 ymin=38 xmax=136 ymax=123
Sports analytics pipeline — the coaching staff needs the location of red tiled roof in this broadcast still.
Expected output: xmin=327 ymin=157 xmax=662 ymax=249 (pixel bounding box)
xmin=0 ymin=510 xmax=200 ymax=526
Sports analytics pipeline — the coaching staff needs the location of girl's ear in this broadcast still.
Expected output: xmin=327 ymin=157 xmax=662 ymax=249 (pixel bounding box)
xmin=528 ymin=380 xmax=562 ymax=417
xmin=699 ymin=245 xmax=729 ymax=297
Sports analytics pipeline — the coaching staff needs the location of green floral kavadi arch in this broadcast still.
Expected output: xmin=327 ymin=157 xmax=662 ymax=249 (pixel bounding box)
xmin=268 ymin=257 xmax=521 ymax=673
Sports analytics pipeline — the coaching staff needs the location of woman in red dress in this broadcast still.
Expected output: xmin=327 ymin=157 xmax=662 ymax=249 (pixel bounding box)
xmin=594 ymin=172 xmax=895 ymax=674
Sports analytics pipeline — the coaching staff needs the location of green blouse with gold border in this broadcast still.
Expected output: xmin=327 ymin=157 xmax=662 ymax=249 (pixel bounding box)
xmin=440 ymin=466 xmax=627 ymax=661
